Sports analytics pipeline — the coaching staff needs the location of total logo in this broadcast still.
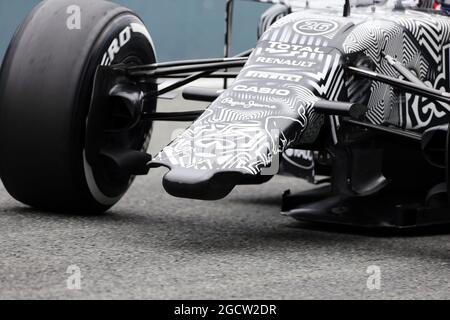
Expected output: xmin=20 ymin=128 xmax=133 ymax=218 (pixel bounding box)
xmin=267 ymin=41 xmax=324 ymax=55
xmin=293 ymin=19 xmax=339 ymax=36
xmin=233 ymin=85 xmax=290 ymax=96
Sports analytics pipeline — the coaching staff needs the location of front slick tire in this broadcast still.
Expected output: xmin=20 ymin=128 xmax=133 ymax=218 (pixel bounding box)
xmin=0 ymin=0 xmax=156 ymax=213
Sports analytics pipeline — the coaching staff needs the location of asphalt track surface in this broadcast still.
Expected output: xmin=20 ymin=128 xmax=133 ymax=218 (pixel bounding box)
xmin=0 ymin=87 xmax=450 ymax=300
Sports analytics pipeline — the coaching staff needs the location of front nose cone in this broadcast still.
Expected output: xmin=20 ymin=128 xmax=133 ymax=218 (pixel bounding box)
xmin=162 ymin=168 xmax=241 ymax=200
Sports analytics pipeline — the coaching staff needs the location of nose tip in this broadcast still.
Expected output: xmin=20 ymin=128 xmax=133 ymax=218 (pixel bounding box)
xmin=162 ymin=168 xmax=242 ymax=200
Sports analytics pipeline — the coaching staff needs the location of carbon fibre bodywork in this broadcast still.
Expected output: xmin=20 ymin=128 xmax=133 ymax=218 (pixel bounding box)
xmin=2 ymin=0 xmax=450 ymax=224
xmin=151 ymin=6 xmax=450 ymax=205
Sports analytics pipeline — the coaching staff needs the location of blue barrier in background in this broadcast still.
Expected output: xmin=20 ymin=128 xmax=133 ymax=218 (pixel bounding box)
xmin=0 ymin=0 xmax=270 ymax=63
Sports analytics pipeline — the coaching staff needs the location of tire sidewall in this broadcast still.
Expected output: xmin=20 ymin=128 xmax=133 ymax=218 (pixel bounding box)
xmin=75 ymin=15 xmax=157 ymax=208
xmin=0 ymin=1 xmax=157 ymax=212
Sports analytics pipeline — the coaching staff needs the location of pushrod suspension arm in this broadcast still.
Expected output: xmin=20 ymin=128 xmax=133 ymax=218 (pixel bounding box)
xmin=347 ymin=66 xmax=450 ymax=105
xmin=142 ymin=110 xmax=203 ymax=122
xmin=128 ymin=60 xmax=246 ymax=78
xmin=163 ymin=72 xmax=239 ymax=79
xmin=156 ymin=48 xmax=253 ymax=96
xmin=127 ymin=57 xmax=247 ymax=72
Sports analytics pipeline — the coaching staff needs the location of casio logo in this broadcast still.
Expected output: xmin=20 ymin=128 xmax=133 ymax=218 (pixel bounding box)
xmin=233 ymin=85 xmax=290 ymax=96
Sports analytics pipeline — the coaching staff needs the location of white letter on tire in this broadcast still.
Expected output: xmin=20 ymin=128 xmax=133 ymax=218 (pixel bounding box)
xmin=66 ymin=5 xmax=81 ymax=30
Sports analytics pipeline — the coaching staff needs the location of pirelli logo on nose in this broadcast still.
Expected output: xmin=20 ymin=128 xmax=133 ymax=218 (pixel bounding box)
xmin=246 ymin=70 xmax=302 ymax=83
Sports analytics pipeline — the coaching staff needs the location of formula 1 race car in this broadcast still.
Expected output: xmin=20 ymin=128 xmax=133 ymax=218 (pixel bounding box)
xmin=1 ymin=0 xmax=450 ymax=228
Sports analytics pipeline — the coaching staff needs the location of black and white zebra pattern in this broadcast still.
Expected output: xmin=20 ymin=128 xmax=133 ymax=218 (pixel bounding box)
xmin=155 ymin=7 xmax=450 ymax=177
xmin=343 ymin=11 xmax=450 ymax=129
xmin=156 ymin=12 xmax=348 ymax=174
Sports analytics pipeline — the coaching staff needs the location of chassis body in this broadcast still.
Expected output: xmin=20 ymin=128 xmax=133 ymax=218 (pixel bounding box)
xmin=84 ymin=0 xmax=450 ymax=228
xmin=2 ymin=0 xmax=450 ymax=228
